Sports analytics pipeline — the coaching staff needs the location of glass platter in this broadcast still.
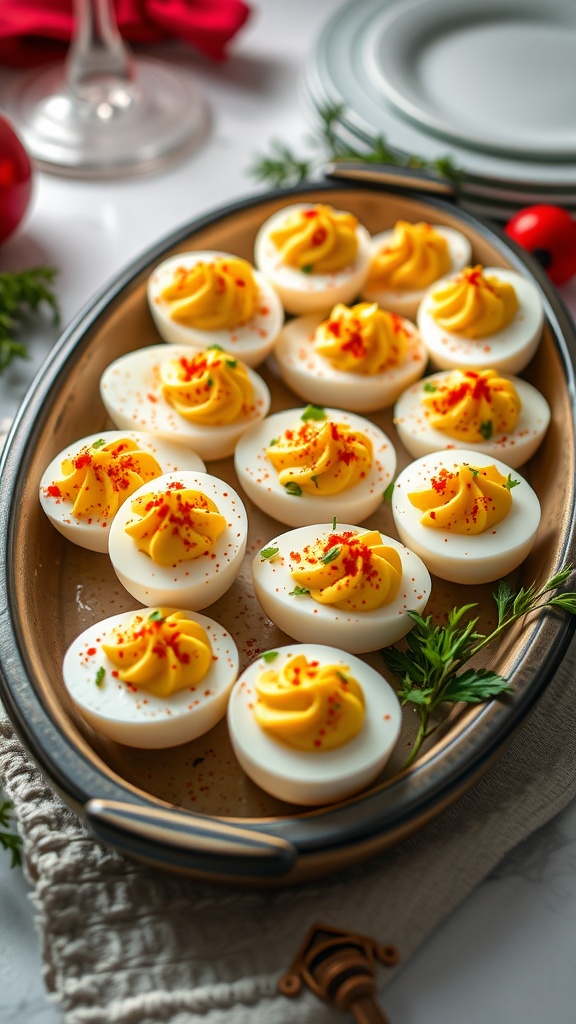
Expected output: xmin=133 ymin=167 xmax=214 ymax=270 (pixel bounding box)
xmin=1 ymin=182 xmax=575 ymax=886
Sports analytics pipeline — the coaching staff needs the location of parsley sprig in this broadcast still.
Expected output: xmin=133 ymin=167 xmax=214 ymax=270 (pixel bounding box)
xmin=249 ymin=102 xmax=464 ymax=189
xmin=0 ymin=799 xmax=22 ymax=868
xmin=0 ymin=267 xmax=60 ymax=373
xmin=383 ymin=565 xmax=576 ymax=769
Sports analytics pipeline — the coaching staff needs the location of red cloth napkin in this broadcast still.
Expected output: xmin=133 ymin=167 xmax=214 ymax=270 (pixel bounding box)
xmin=0 ymin=0 xmax=251 ymax=67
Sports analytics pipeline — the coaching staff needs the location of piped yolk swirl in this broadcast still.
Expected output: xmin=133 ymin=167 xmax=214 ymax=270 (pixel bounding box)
xmin=408 ymin=464 xmax=514 ymax=534
xmin=159 ymin=256 xmax=259 ymax=330
xmin=269 ymin=204 xmax=359 ymax=273
xmin=365 ymin=221 xmax=451 ymax=290
xmin=314 ymin=302 xmax=409 ymax=374
xmin=266 ymin=417 xmax=373 ymax=495
xmin=430 ymin=266 xmax=519 ymax=339
xmin=160 ymin=349 xmax=255 ymax=425
xmin=290 ymin=530 xmax=402 ymax=611
xmin=422 ymin=369 xmax=521 ymax=442
xmin=125 ymin=484 xmax=226 ymax=565
xmin=47 ymin=438 xmax=162 ymax=519
xmin=254 ymin=653 xmax=365 ymax=751
xmin=102 ymin=610 xmax=213 ymax=697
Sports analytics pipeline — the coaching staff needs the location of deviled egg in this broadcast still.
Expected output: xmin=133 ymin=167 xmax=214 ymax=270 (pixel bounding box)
xmin=417 ymin=265 xmax=544 ymax=373
xmin=394 ymin=368 xmax=550 ymax=468
xmin=252 ymin=523 xmax=431 ymax=652
xmin=227 ymin=644 xmax=402 ymax=805
xmin=391 ymin=450 xmax=541 ymax=584
xmin=234 ymin=405 xmax=396 ymax=528
xmin=39 ymin=430 xmax=205 ymax=552
xmin=108 ymin=471 xmax=247 ymax=609
xmin=273 ymin=301 xmax=428 ymax=412
xmin=254 ymin=202 xmax=372 ymax=315
xmin=63 ymin=607 xmax=239 ymax=748
xmin=147 ymin=251 xmax=284 ymax=367
xmin=100 ymin=345 xmax=270 ymax=461
xmin=361 ymin=220 xmax=472 ymax=319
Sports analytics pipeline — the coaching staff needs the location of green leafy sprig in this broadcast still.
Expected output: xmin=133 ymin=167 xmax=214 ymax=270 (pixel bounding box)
xmin=0 ymin=799 xmax=22 ymax=868
xmin=0 ymin=267 xmax=60 ymax=373
xmin=249 ymin=102 xmax=464 ymax=190
xmin=383 ymin=565 xmax=576 ymax=769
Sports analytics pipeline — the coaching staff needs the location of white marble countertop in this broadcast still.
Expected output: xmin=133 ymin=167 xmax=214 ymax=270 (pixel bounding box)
xmin=1 ymin=1 xmax=576 ymax=1021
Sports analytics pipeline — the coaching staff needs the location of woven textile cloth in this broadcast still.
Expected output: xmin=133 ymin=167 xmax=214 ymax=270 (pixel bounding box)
xmin=1 ymin=633 xmax=576 ymax=1023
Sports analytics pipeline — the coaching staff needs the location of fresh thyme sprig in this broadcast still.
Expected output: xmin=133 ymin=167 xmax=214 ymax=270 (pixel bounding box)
xmin=249 ymin=102 xmax=464 ymax=189
xmin=382 ymin=565 xmax=576 ymax=769
xmin=0 ymin=799 xmax=22 ymax=868
xmin=0 ymin=267 xmax=60 ymax=373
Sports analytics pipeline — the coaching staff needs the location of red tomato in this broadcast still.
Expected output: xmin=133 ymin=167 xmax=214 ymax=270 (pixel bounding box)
xmin=505 ymin=204 xmax=576 ymax=287
xmin=0 ymin=116 xmax=33 ymax=246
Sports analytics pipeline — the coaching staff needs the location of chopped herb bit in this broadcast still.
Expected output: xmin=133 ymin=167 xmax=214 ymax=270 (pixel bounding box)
xmin=383 ymin=481 xmax=395 ymax=502
xmin=260 ymin=546 xmax=279 ymax=560
xmin=301 ymin=264 xmax=314 ymax=274
xmin=301 ymin=404 xmax=326 ymax=422
xmin=310 ymin=475 xmax=319 ymax=489
xmin=336 ymin=671 xmax=349 ymax=684
xmin=423 ymin=382 xmax=437 ymax=393
xmin=289 ymin=585 xmax=310 ymax=596
xmin=206 ymin=378 xmax=214 ymax=388
xmin=332 ymin=516 xmax=337 ymax=530
xmin=148 ymin=610 xmax=164 ymax=621
xmin=506 ymin=474 xmax=520 ymax=490
xmin=469 ymin=467 xmax=480 ymax=476
xmin=226 ymin=358 xmax=238 ymax=369
xmin=95 ymin=666 xmax=106 ymax=687
xmin=269 ymin=437 xmax=278 ymax=447
xmin=480 ymin=420 xmax=493 ymax=440
xmin=285 ymin=481 xmax=303 ymax=496
xmin=262 ymin=650 xmax=279 ymax=662
xmin=91 ymin=438 xmax=107 ymax=450
xmin=208 ymin=344 xmax=223 ymax=351
xmin=321 ymin=546 xmax=341 ymax=564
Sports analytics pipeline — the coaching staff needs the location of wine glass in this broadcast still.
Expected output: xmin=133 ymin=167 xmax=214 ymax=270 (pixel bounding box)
xmin=1 ymin=0 xmax=209 ymax=177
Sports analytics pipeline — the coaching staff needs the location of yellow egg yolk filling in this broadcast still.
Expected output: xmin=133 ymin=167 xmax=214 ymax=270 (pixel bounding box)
xmin=430 ymin=265 xmax=519 ymax=339
xmin=125 ymin=485 xmax=226 ymax=565
xmin=408 ymin=464 xmax=514 ymax=534
xmin=47 ymin=438 xmax=162 ymax=519
xmin=159 ymin=256 xmax=259 ymax=330
xmin=365 ymin=220 xmax=451 ymax=291
xmin=160 ymin=348 xmax=255 ymax=426
xmin=269 ymin=204 xmax=359 ymax=273
xmin=313 ymin=302 xmax=409 ymax=374
xmin=266 ymin=415 xmax=373 ymax=496
xmin=290 ymin=530 xmax=402 ymax=611
xmin=422 ymin=368 xmax=521 ymax=442
xmin=254 ymin=653 xmax=365 ymax=751
xmin=102 ymin=609 xmax=213 ymax=697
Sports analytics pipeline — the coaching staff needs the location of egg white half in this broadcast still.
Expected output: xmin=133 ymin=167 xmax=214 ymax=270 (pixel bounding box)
xmin=417 ymin=267 xmax=544 ymax=374
xmin=394 ymin=371 xmax=551 ymax=468
xmin=227 ymin=643 xmax=402 ymax=805
xmin=100 ymin=345 xmax=271 ymax=461
xmin=147 ymin=250 xmax=284 ymax=367
xmin=391 ymin=449 xmax=541 ymax=584
xmin=361 ymin=225 xmax=472 ymax=319
xmin=108 ymin=471 xmax=248 ymax=609
xmin=234 ymin=407 xmax=396 ymax=528
xmin=273 ymin=312 xmax=428 ymax=412
xmin=63 ymin=608 xmax=239 ymax=748
xmin=252 ymin=523 xmax=431 ymax=652
xmin=254 ymin=203 xmax=372 ymax=315
xmin=39 ymin=430 xmax=206 ymax=553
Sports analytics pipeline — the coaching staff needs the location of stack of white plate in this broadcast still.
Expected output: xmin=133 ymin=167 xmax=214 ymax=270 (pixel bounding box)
xmin=302 ymin=0 xmax=576 ymax=218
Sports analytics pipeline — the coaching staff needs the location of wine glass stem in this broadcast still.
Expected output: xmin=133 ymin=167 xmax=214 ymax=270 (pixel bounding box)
xmin=66 ymin=0 xmax=135 ymax=104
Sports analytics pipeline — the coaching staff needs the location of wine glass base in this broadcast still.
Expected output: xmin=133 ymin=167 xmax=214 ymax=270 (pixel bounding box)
xmin=2 ymin=57 xmax=210 ymax=178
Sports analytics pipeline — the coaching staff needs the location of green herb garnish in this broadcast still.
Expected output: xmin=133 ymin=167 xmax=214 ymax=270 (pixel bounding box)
xmin=301 ymin=264 xmax=314 ymax=274
xmin=0 ymin=267 xmax=60 ymax=373
xmin=506 ymin=474 xmax=520 ymax=490
xmin=91 ymin=438 xmax=107 ymax=450
xmin=262 ymin=650 xmax=279 ymax=662
xmin=289 ymin=585 xmax=310 ymax=596
xmin=382 ymin=564 xmax=576 ymax=769
xmin=301 ymin=404 xmax=326 ymax=422
xmin=95 ymin=666 xmax=106 ymax=687
xmin=310 ymin=475 xmax=319 ymax=489
xmin=321 ymin=546 xmax=341 ymax=564
xmin=226 ymin=358 xmax=238 ymax=369
xmin=208 ymin=344 xmax=223 ymax=351
xmin=0 ymin=799 xmax=22 ymax=868
xmin=332 ymin=516 xmax=337 ymax=530
xmin=148 ymin=610 xmax=164 ymax=621
xmin=383 ymin=481 xmax=395 ymax=502
xmin=260 ymin=546 xmax=279 ymax=561
xmin=480 ymin=420 xmax=493 ymax=440
xmin=423 ymin=382 xmax=437 ymax=393
xmin=285 ymin=481 xmax=303 ymax=496
xmin=269 ymin=437 xmax=278 ymax=447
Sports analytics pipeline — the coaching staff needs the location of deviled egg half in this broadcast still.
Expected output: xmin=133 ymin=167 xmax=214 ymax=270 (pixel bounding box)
xmin=361 ymin=219 xmax=472 ymax=319
xmin=39 ymin=430 xmax=205 ymax=552
xmin=391 ymin=450 xmax=541 ymax=584
xmin=147 ymin=250 xmax=284 ymax=367
xmin=252 ymin=523 xmax=431 ymax=653
xmin=100 ymin=345 xmax=270 ymax=461
xmin=417 ymin=265 xmax=544 ymax=374
xmin=108 ymin=471 xmax=248 ymax=609
xmin=254 ymin=202 xmax=372 ymax=315
xmin=234 ymin=405 xmax=396 ymax=528
xmin=227 ymin=644 xmax=402 ymax=805
xmin=63 ymin=607 xmax=239 ymax=748
xmin=273 ymin=300 xmax=428 ymax=412
xmin=394 ymin=368 xmax=550 ymax=468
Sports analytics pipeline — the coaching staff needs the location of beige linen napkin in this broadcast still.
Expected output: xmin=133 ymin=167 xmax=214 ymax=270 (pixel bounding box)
xmin=1 ymin=631 xmax=576 ymax=1024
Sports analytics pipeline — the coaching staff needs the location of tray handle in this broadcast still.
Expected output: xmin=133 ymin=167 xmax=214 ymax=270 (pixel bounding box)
xmin=323 ymin=159 xmax=457 ymax=198
xmin=86 ymin=798 xmax=297 ymax=878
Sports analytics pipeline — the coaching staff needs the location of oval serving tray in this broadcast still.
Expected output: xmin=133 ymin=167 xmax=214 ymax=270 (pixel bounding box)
xmin=1 ymin=182 xmax=575 ymax=885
